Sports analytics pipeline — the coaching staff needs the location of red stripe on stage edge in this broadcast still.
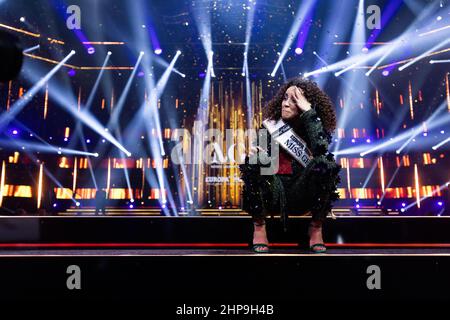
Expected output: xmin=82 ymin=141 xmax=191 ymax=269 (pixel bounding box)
xmin=1 ymin=243 xmax=450 ymax=248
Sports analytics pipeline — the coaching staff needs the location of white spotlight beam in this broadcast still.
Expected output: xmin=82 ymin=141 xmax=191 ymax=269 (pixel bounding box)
xmin=108 ymin=52 xmax=144 ymax=130
xmin=85 ymin=53 xmax=111 ymax=110
xmin=192 ymin=2 xmax=212 ymax=54
xmin=333 ymin=0 xmax=366 ymax=153
xmin=244 ymin=53 xmax=252 ymax=128
xmin=395 ymin=128 xmax=421 ymax=154
xmin=312 ymin=51 xmax=329 ymax=66
xmin=369 ymin=5 xmax=448 ymax=76
xmin=13 ymin=120 xmax=59 ymax=152
xmin=23 ymin=44 xmax=40 ymax=53
xmin=244 ymin=0 xmax=256 ymax=54
xmin=155 ymin=50 xmax=182 ymax=96
xmin=334 ymin=0 xmax=366 ymax=77
xmin=430 ymin=59 xmax=450 ymax=64
xmin=23 ymin=69 xmax=132 ymax=157
xmin=153 ymin=54 xmax=185 ymax=77
xmin=208 ymin=51 xmax=215 ymax=78
xmin=75 ymin=108 xmax=131 ymax=156
xmin=15 ymin=149 xmax=78 ymax=204
xmin=0 ymin=139 xmax=98 ymax=157
xmin=146 ymin=50 xmax=182 ymax=156
xmin=0 ymin=50 xmax=75 ymax=131
xmin=305 ymin=2 xmax=444 ymax=78
xmin=337 ymin=114 xmax=450 ymax=157
xmin=398 ymin=38 xmax=450 ymax=71
xmin=365 ymin=42 xmax=398 ymax=76
xmin=359 ymin=98 xmax=450 ymax=156
xmin=70 ymin=53 xmax=111 ymax=146
xmin=270 ymin=0 xmax=315 ymax=77
xmin=432 ymin=136 xmax=450 ymax=150
xmin=404 ymin=180 xmax=449 ymax=212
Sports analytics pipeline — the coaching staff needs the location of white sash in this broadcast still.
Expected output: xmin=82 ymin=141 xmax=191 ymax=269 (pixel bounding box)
xmin=262 ymin=118 xmax=313 ymax=168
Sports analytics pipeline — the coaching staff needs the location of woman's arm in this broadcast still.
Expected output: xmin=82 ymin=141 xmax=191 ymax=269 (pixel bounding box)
xmin=239 ymin=127 xmax=273 ymax=217
xmin=297 ymin=108 xmax=331 ymax=157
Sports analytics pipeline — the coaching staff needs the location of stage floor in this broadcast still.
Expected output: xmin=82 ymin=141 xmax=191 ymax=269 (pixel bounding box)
xmin=1 ymin=247 xmax=450 ymax=256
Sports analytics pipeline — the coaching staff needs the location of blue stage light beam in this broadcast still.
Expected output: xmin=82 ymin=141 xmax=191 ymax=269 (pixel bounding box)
xmin=243 ymin=52 xmax=252 ymax=128
xmin=14 ymin=149 xmax=78 ymax=205
xmin=23 ymin=69 xmax=132 ymax=157
xmin=396 ymin=99 xmax=449 ymax=154
xmin=333 ymin=0 xmax=367 ymax=154
xmin=140 ymin=52 xmax=181 ymax=211
xmin=66 ymin=53 xmax=110 ymax=190
xmin=366 ymin=3 xmax=445 ymax=77
xmin=294 ymin=1 xmax=316 ymax=56
xmin=346 ymin=102 xmax=450 ymax=156
xmin=100 ymin=51 xmax=145 ymax=200
xmin=70 ymin=52 xmax=111 ymax=149
xmin=334 ymin=0 xmax=366 ymax=77
xmin=0 ymin=50 xmax=75 ymax=131
xmin=108 ymin=51 xmax=144 ymax=131
xmin=404 ymin=180 xmax=450 ymax=212
xmin=365 ymin=0 xmax=403 ymax=50
xmin=23 ymin=44 xmax=40 ymax=53
xmin=399 ymin=37 xmax=450 ymax=71
xmin=153 ymin=54 xmax=185 ymax=77
xmin=0 ymin=139 xmax=98 ymax=157
xmin=11 ymin=119 xmax=59 ymax=153
xmin=430 ymin=59 xmax=450 ymax=64
xmin=192 ymin=1 xmax=212 ymax=54
xmin=305 ymin=1 xmax=445 ymax=78
xmin=311 ymin=0 xmax=354 ymax=87
xmin=432 ymin=136 xmax=450 ymax=150
xmin=270 ymin=0 xmax=316 ymax=77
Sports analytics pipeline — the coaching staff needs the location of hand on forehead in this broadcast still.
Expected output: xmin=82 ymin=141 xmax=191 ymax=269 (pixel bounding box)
xmin=286 ymin=86 xmax=304 ymax=96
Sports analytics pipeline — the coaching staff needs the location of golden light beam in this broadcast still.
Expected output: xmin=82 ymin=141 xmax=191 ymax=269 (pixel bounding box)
xmin=377 ymin=47 xmax=450 ymax=69
xmin=107 ymin=158 xmax=111 ymax=197
xmin=43 ymin=83 xmax=48 ymax=119
xmin=6 ymin=81 xmax=12 ymax=111
xmin=23 ymin=53 xmax=78 ymax=69
xmin=408 ymin=80 xmax=414 ymax=120
xmin=0 ymin=23 xmax=40 ymax=37
xmin=419 ymin=24 xmax=450 ymax=37
xmin=379 ymin=156 xmax=385 ymax=194
xmin=446 ymin=73 xmax=450 ymax=112
xmin=72 ymin=157 xmax=78 ymax=195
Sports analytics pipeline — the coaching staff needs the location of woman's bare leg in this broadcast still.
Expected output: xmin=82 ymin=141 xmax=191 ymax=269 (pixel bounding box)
xmin=253 ymin=218 xmax=269 ymax=251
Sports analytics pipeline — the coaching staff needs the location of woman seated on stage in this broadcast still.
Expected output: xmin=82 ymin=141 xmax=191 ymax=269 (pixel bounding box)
xmin=240 ymin=77 xmax=341 ymax=253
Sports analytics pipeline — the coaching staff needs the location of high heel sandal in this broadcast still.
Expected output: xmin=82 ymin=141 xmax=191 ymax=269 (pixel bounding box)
xmin=308 ymin=223 xmax=327 ymax=254
xmin=252 ymin=220 xmax=269 ymax=253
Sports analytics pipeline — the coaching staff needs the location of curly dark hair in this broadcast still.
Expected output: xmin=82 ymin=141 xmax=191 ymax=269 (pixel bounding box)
xmin=263 ymin=77 xmax=337 ymax=135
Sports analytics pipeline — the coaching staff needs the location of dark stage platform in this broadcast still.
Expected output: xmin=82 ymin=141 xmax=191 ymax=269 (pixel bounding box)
xmin=0 ymin=247 xmax=450 ymax=311
xmin=0 ymin=215 xmax=450 ymax=309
